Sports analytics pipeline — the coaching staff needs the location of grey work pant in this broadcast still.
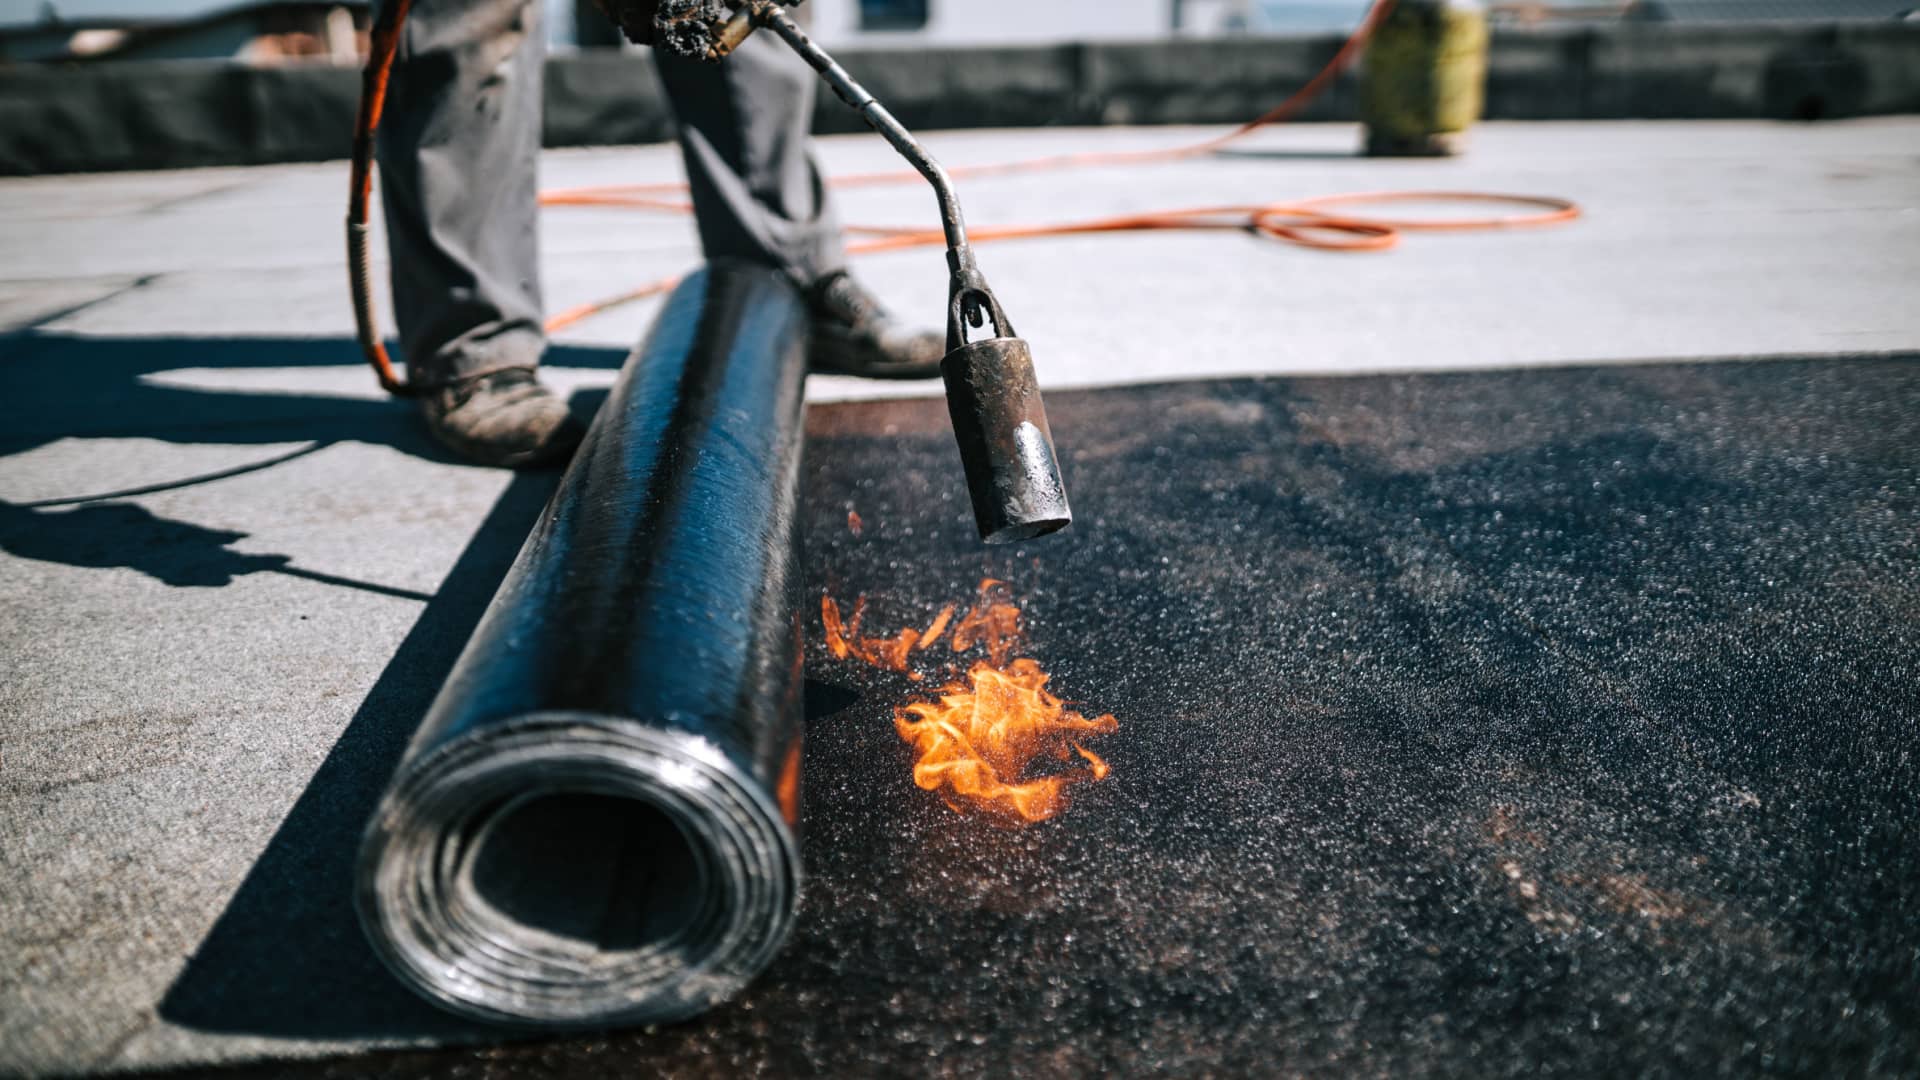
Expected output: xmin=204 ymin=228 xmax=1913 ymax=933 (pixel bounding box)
xmin=376 ymin=0 xmax=844 ymax=380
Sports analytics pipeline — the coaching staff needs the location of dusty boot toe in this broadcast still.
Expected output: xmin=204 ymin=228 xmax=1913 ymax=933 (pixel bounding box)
xmin=806 ymin=271 xmax=945 ymax=379
xmin=419 ymin=368 xmax=585 ymax=468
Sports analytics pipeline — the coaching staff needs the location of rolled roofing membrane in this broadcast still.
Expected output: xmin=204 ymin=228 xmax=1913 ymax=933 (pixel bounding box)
xmin=357 ymin=263 xmax=809 ymax=1027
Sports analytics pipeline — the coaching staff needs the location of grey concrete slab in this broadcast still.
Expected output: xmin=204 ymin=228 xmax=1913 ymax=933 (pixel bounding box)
xmin=0 ymin=276 xmax=150 ymax=329
xmin=0 ymin=168 xmax=263 ymax=221
xmin=0 ymin=118 xmax=1916 ymax=1077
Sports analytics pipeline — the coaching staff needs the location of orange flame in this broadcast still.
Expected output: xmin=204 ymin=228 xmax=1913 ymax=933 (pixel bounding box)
xmin=822 ymin=594 xmax=952 ymax=680
xmin=822 ymin=578 xmax=1117 ymax=823
xmin=896 ymin=659 xmax=1118 ymax=823
xmin=947 ymin=583 xmax=1021 ymax=667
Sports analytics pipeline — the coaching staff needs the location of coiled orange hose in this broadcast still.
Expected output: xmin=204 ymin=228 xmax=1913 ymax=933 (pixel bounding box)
xmin=536 ymin=0 xmax=1577 ymax=333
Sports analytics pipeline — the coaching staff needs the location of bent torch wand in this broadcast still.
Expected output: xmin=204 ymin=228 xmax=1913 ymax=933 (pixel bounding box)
xmin=720 ymin=2 xmax=1072 ymax=544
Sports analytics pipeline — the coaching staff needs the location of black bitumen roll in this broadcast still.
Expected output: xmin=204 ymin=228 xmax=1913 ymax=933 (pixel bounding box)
xmin=355 ymin=263 xmax=809 ymax=1029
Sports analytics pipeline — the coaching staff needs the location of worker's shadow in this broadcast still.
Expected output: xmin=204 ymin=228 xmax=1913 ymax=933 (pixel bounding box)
xmin=0 ymin=331 xmax=620 ymax=597
xmin=0 ymin=329 xmax=618 ymax=1039
xmin=1 ymin=330 xmax=621 ymax=462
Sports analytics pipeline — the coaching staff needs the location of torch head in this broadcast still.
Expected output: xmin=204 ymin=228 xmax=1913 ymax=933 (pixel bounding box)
xmin=941 ymin=266 xmax=1072 ymax=544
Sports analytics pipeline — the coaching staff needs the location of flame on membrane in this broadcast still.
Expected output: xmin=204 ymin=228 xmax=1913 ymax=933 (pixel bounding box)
xmin=822 ymin=579 xmax=1117 ymax=824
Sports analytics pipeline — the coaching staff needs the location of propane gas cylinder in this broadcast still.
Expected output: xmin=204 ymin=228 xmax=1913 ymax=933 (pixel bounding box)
xmin=1360 ymin=0 xmax=1489 ymax=157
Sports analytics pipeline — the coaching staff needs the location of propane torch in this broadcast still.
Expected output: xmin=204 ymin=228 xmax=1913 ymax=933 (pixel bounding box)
xmin=708 ymin=2 xmax=1072 ymax=544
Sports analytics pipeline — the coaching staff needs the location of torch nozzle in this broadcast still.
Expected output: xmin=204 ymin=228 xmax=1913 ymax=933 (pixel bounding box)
xmin=941 ymin=264 xmax=1072 ymax=544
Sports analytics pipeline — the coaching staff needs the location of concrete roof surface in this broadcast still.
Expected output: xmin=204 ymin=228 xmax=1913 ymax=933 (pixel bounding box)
xmin=1 ymin=118 xmax=1917 ymax=1076
xmin=7 ymin=119 xmax=1918 ymax=401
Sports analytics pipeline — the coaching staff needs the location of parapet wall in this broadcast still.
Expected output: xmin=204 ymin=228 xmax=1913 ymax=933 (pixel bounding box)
xmin=4 ymin=21 xmax=1917 ymax=175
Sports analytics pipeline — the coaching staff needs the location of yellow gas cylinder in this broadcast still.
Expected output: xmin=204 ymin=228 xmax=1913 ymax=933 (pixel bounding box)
xmin=1360 ymin=0 xmax=1489 ymax=157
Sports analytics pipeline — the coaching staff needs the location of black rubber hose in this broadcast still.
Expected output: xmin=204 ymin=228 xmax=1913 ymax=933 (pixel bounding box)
xmin=356 ymin=262 xmax=810 ymax=1028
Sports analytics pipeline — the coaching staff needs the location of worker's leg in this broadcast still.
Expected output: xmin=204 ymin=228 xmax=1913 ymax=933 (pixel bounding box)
xmin=376 ymin=0 xmax=580 ymax=465
xmin=654 ymin=33 xmax=943 ymax=378
xmin=378 ymin=0 xmax=547 ymax=381
xmin=653 ymin=31 xmax=846 ymax=284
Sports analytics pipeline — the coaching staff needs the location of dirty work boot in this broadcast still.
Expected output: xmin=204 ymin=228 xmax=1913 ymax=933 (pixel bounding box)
xmin=418 ymin=367 xmax=585 ymax=468
xmin=806 ymin=271 xmax=945 ymax=379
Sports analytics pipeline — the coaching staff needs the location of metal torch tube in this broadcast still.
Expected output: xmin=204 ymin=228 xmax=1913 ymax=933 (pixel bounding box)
xmin=755 ymin=4 xmax=971 ymax=259
xmin=356 ymin=263 xmax=809 ymax=1029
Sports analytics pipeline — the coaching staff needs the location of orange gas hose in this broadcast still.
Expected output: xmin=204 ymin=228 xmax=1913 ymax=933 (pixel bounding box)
xmin=347 ymin=0 xmax=414 ymax=394
xmin=351 ymin=0 xmax=1580 ymax=381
